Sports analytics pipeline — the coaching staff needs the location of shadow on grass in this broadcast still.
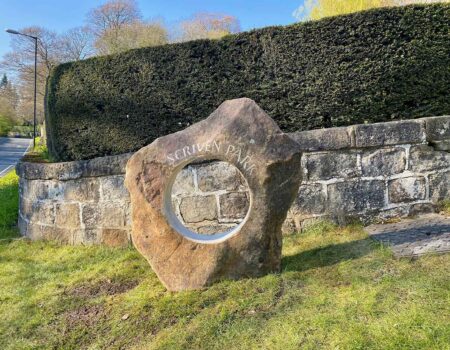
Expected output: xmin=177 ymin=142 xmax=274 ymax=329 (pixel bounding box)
xmin=282 ymin=238 xmax=377 ymax=273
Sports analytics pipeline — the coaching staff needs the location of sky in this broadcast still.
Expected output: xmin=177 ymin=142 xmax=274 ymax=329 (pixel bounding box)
xmin=0 ymin=0 xmax=304 ymax=68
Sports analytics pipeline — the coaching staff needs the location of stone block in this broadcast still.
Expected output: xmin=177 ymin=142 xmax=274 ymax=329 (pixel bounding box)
xmin=18 ymin=178 xmax=28 ymax=198
xmin=26 ymin=223 xmax=45 ymax=240
xmin=305 ymin=151 xmax=358 ymax=181
xmin=196 ymin=161 xmax=246 ymax=192
xmin=179 ymin=195 xmax=217 ymax=223
xmin=30 ymin=201 xmax=55 ymax=226
xmin=64 ymin=178 xmax=100 ymax=202
xmin=288 ymin=126 xmax=350 ymax=151
xmin=425 ymin=116 xmax=450 ymax=142
xmin=100 ymin=175 xmax=129 ymax=201
xmin=219 ymin=192 xmax=250 ymax=220
xmin=18 ymin=214 xmax=28 ymax=236
xmin=328 ymin=180 xmax=386 ymax=213
xmin=361 ymin=147 xmax=406 ymax=177
xmin=55 ymin=203 xmax=80 ymax=228
xmin=172 ymin=167 xmax=196 ymax=195
xmin=101 ymin=203 xmax=126 ymax=227
xmin=27 ymin=224 xmax=70 ymax=243
xmin=196 ymin=224 xmax=235 ymax=235
xmin=409 ymin=145 xmax=450 ymax=172
xmin=292 ymin=184 xmax=326 ymax=215
xmin=388 ymin=177 xmax=426 ymax=203
xmin=82 ymin=203 xmax=126 ymax=228
xmin=354 ymin=120 xmax=425 ymax=148
xmin=81 ymin=204 xmax=101 ymax=228
xmin=376 ymin=206 xmax=410 ymax=223
xmin=429 ymin=171 xmax=450 ymax=202
xmin=429 ymin=140 xmax=450 ymax=151
xmin=408 ymin=203 xmax=436 ymax=216
xmin=26 ymin=180 xmax=63 ymax=201
xmin=73 ymin=229 xmax=102 ymax=245
xmin=101 ymin=228 xmax=129 ymax=247
xmin=19 ymin=196 xmax=33 ymax=222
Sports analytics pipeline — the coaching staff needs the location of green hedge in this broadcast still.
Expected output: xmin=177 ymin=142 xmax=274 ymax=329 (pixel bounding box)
xmin=46 ymin=4 xmax=450 ymax=161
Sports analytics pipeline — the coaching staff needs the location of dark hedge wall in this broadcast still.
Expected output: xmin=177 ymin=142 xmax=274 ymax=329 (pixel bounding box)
xmin=46 ymin=5 xmax=450 ymax=161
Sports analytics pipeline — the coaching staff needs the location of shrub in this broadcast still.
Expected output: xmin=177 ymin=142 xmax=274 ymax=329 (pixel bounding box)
xmin=0 ymin=115 xmax=13 ymax=137
xmin=46 ymin=4 xmax=450 ymax=161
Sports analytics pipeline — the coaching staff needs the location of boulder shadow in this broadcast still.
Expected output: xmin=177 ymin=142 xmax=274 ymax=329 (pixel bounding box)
xmin=282 ymin=238 xmax=377 ymax=273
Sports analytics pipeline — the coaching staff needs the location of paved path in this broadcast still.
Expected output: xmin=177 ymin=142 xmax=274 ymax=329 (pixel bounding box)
xmin=0 ymin=137 xmax=32 ymax=178
xmin=366 ymin=214 xmax=450 ymax=258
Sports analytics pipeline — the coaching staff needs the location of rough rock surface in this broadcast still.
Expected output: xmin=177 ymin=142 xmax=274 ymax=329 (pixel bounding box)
xmin=125 ymin=98 xmax=302 ymax=291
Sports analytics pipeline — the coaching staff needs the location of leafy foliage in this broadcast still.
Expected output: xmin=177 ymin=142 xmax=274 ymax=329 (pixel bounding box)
xmin=46 ymin=5 xmax=450 ymax=161
xmin=294 ymin=0 xmax=449 ymax=20
xmin=178 ymin=13 xmax=241 ymax=41
xmin=0 ymin=116 xmax=13 ymax=136
xmin=95 ymin=21 xmax=168 ymax=55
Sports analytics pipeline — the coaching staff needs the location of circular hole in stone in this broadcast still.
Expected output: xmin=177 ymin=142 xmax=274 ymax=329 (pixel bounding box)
xmin=168 ymin=159 xmax=251 ymax=243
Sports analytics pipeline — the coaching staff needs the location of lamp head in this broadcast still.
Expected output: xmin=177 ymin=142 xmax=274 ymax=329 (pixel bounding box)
xmin=5 ymin=29 xmax=20 ymax=35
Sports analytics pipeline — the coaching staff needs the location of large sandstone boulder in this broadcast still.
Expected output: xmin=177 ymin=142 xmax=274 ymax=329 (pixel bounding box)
xmin=125 ymin=98 xmax=301 ymax=291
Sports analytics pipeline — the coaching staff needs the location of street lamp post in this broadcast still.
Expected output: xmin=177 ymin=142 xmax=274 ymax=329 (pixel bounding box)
xmin=5 ymin=29 xmax=38 ymax=149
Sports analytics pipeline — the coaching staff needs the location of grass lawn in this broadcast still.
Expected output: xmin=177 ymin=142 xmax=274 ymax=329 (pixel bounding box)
xmin=0 ymin=172 xmax=449 ymax=349
xmin=0 ymin=170 xmax=20 ymax=240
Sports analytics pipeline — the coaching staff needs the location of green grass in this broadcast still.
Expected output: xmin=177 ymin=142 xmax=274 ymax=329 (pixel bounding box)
xmin=0 ymin=219 xmax=449 ymax=349
xmin=439 ymin=199 xmax=450 ymax=215
xmin=22 ymin=137 xmax=52 ymax=163
xmin=33 ymin=137 xmax=48 ymax=157
xmin=0 ymin=170 xmax=20 ymax=240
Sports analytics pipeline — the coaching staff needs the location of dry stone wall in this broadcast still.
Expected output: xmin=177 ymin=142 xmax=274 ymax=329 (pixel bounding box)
xmin=16 ymin=116 xmax=449 ymax=246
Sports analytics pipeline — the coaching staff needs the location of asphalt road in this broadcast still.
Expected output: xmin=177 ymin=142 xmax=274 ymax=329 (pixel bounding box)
xmin=0 ymin=137 xmax=32 ymax=178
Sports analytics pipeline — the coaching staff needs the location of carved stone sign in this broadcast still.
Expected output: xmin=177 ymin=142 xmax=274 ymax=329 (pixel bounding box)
xmin=125 ymin=98 xmax=302 ymax=291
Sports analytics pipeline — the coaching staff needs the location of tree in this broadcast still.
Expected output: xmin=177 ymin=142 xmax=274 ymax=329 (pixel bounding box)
xmin=0 ymin=25 xmax=97 ymax=124
xmin=0 ymin=78 xmax=17 ymax=134
xmin=178 ymin=13 xmax=241 ymax=42
xmin=58 ymin=26 xmax=95 ymax=62
xmin=293 ymin=0 xmax=450 ymax=21
xmin=86 ymin=0 xmax=167 ymax=55
xmin=95 ymin=21 xmax=168 ymax=55
xmin=87 ymin=0 xmax=143 ymax=54
xmin=0 ymin=27 xmax=61 ymax=123
xmin=87 ymin=0 xmax=142 ymax=36
xmin=0 ymin=74 xmax=7 ymax=89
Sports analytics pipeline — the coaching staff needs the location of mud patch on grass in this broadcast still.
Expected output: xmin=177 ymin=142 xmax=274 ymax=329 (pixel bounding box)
xmin=64 ymin=304 xmax=106 ymax=328
xmin=67 ymin=279 xmax=139 ymax=298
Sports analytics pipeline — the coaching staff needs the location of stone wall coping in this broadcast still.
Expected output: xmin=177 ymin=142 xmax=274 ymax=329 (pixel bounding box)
xmin=288 ymin=115 xmax=449 ymax=151
xmin=16 ymin=153 xmax=133 ymax=180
